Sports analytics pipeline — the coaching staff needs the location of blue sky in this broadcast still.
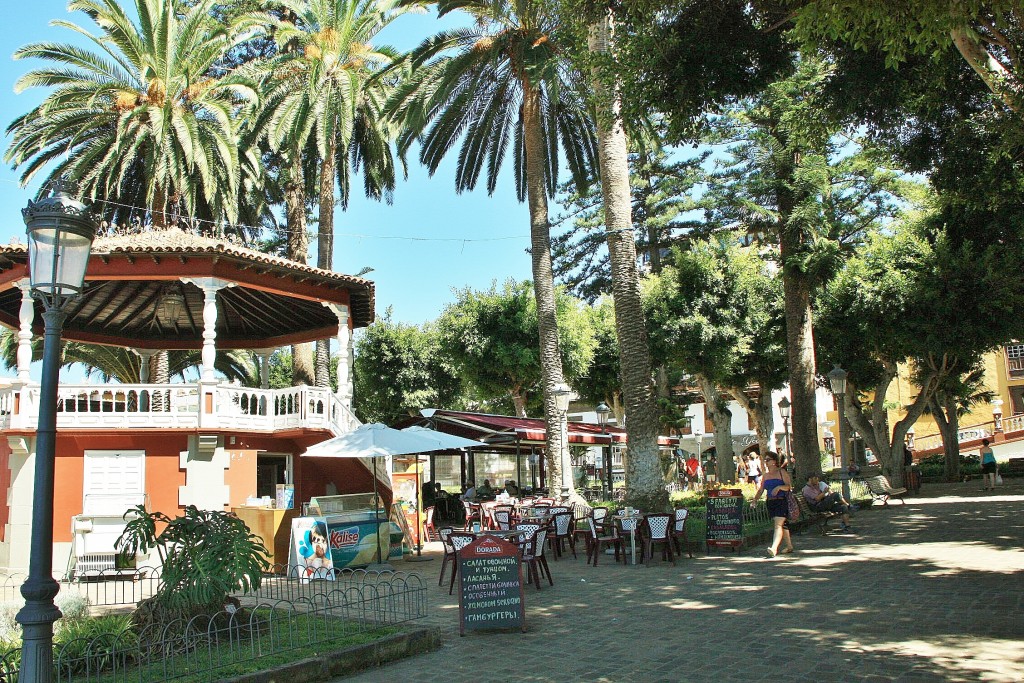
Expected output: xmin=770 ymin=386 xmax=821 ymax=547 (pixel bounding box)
xmin=1 ymin=3 xmax=534 ymax=328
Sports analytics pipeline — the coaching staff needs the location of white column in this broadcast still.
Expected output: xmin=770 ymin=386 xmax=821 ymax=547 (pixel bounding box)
xmin=137 ymin=350 xmax=155 ymax=383
xmin=15 ymin=280 xmax=34 ymax=383
xmin=255 ymin=348 xmax=274 ymax=390
xmin=325 ymin=304 xmax=352 ymax=405
xmin=184 ymin=278 xmax=234 ymax=382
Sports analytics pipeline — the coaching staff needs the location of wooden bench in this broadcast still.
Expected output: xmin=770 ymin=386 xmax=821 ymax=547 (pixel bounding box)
xmin=1006 ymin=458 xmax=1024 ymax=476
xmin=794 ymin=494 xmax=841 ymax=535
xmin=863 ymin=475 xmax=907 ymax=506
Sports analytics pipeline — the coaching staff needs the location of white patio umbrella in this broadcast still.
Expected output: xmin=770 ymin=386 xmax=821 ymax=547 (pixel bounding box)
xmin=401 ymin=426 xmax=485 ymax=558
xmin=304 ymin=423 xmax=455 ymax=564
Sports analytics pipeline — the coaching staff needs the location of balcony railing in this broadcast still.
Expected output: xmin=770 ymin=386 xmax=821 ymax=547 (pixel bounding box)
xmin=0 ymin=382 xmax=359 ymax=436
xmin=1008 ymin=356 xmax=1024 ymax=379
xmin=912 ymin=414 xmax=1024 ymax=453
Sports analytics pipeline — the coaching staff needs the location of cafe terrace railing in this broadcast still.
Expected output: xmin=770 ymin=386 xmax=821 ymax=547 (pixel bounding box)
xmin=0 ymin=383 xmax=359 ymax=435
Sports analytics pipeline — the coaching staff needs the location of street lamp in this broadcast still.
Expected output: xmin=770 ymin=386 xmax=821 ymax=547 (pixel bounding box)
xmin=552 ymin=382 xmax=575 ymax=499
xmin=777 ymin=396 xmax=792 ymax=464
xmin=19 ymin=183 xmax=97 ymax=683
xmin=827 ymin=365 xmax=851 ymax=502
xmin=595 ymin=402 xmax=612 ymax=498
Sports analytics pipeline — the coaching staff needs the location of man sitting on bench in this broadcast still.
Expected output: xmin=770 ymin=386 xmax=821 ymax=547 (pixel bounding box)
xmin=802 ymin=474 xmax=853 ymax=532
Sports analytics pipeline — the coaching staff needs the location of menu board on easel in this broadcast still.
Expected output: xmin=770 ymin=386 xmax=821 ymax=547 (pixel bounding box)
xmin=457 ymin=535 xmax=526 ymax=636
xmin=706 ymin=488 xmax=743 ymax=549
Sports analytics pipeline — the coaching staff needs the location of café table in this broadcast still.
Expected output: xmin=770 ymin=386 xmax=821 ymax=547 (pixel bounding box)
xmin=613 ymin=511 xmax=643 ymax=566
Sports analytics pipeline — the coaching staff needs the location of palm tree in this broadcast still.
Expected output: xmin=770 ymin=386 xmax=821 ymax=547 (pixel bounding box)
xmin=387 ymin=0 xmax=598 ymax=489
xmin=582 ymin=12 xmax=666 ymax=511
xmin=252 ymin=0 xmax=408 ymax=387
xmin=6 ymin=0 xmax=258 ymax=227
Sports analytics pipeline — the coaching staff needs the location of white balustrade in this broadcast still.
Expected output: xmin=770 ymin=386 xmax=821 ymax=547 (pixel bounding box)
xmin=1 ymin=382 xmax=359 ymax=435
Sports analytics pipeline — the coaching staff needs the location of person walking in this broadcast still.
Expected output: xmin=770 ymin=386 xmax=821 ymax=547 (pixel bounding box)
xmin=980 ymin=439 xmax=998 ymax=491
xmin=750 ymin=452 xmax=794 ymax=558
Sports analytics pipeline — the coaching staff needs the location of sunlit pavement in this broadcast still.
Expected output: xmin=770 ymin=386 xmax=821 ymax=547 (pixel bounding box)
xmin=335 ymin=481 xmax=1024 ymax=682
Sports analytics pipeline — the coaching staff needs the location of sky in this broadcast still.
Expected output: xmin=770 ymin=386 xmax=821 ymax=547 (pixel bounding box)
xmin=1 ymin=3 xmax=535 ymax=329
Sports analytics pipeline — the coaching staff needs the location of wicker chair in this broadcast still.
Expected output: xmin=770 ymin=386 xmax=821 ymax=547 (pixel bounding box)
xmin=640 ymin=513 xmax=675 ymax=566
xmin=548 ymin=511 xmax=577 ymax=560
xmin=671 ymin=508 xmax=693 ymax=558
xmin=448 ymin=532 xmax=476 ymax=594
xmin=437 ymin=526 xmax=455 ymax=586
xmin=521 ymin=527 xmax=553 ymax=588
xmin=614 ymin=516 xmax=639 ymax=565
xmin=492 ymin=508 xmax=512 ymax=531
xmin=423 ymin=506 xmax=438 ymax=542
xmin=580 ymin=516 xmax=621 ymax=566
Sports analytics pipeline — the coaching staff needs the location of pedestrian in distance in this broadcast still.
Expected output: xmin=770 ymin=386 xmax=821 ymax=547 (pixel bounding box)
xmin=980 ymin=439 xmax=998 ymax=491
xmin=749 ymin=451 xmax=794 ymax=558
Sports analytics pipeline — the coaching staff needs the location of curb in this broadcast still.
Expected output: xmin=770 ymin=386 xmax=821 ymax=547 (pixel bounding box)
xmin=222 ymin=626 xmax=442 ymax=683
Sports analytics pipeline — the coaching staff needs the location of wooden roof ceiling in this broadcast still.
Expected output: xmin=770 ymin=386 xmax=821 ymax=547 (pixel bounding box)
xmin=0 ymin=228 xmax=375 ymax=350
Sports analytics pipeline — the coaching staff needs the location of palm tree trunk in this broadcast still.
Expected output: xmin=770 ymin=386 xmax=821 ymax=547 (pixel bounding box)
xmin=285 ymin=149 xmax=314 ymax=386
xmin=315 ymin=138 xmax=337 ymax=388
xmin=522 ymin=84 xmax=567 ymax=495
xmin=150 ymin=351 xmax=169 ymax=411
xmin=588 ymin=15 xmax=666 ymax=512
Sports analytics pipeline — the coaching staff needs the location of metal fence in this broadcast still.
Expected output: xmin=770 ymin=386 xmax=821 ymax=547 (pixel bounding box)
xmin=0 ymin=568 xmax=163 ymax=608
xmin=0 ymin=569 xmax=428 ymax=682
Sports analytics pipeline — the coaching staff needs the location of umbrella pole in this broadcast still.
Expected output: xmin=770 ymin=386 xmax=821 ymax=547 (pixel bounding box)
xmin=405 ymin=457 xmax=434 ymax=563
xmin=373 ymin=457 xmax=382 ymax=564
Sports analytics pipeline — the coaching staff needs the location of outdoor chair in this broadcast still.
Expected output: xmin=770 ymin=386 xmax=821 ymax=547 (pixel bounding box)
xmin=521 ymin=527 xmax=553 ymax=589
xmin=591 ymin=507 xmax=609 ymax=533
xmin=548 ymin=511 xmax=577 ymax=560
xmin=437 ymin=527 xmax=455 ymax=586
xmin=640 ymin=513 xmax=675 ymax=566
xmin=462 ymin=500 xmax=480 ymax=530
xmin=614 ymin=516 xmax=639 ymax=565
xmin=671 ymin=508 xmax=693 ymax=558
xmin=492 ymin=508 xmax=512 ymax=531
xmin=424 ymin=506 xmax=438 ymax=542
xmin=580 ymin=516 xmax=621 ymax=566
xmin=448 ymin=532 xmax=476 ymax=594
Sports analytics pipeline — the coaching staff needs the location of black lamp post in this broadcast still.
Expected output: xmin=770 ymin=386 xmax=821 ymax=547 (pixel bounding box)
xmin=18 ymin=184 xmax=97 ymax=683
xmin=595 ymin=402 xmax=612 ymax=498
xmin=828 ymin=365 xmax=851 ymax=502
xmin=777 ymin=396 xmax=792 ymax=464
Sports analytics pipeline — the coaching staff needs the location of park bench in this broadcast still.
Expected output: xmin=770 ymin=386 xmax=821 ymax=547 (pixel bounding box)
xmin=1006 ymin=458 xmax=1024 ymax=476
xmin=793 ymin=494 xmax=840 ymax=535
xmin=863 ymin=475 xmax=907 ymax=506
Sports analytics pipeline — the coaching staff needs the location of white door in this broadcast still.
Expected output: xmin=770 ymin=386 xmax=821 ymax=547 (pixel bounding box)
xmin=83 ymin=450 xmax=146 ymax=516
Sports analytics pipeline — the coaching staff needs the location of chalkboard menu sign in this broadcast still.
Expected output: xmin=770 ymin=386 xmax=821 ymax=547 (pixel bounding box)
xmin=457 ymin=535 xmax=526 ymax=636
xmin=706 ymin=489 xmax=744 ymax=549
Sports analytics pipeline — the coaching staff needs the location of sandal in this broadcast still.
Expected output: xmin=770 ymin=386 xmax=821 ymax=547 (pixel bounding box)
xmin=781 ymin=547 xmax=794 ymax=554
xmin=765 ymin=547 xmax=776 ymax=558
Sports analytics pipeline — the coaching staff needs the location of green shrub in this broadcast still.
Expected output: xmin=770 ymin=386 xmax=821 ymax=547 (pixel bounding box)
xmin=117 ymin=505 xmax=269 ymax=624
xmin=55 ymin=592 xmax=90 ymax=622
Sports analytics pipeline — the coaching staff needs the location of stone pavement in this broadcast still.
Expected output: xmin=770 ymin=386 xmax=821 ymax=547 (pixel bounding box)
xmin=335 ymin=482 xmax=1024 ymax=683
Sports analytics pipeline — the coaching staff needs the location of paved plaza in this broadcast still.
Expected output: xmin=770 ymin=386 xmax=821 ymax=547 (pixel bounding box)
xmin=337 ymin=482 xmax=1024 ymax=683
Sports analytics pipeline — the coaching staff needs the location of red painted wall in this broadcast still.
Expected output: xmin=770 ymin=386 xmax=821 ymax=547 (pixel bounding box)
xmin=0 ymin=439 xmax=11 ymax=541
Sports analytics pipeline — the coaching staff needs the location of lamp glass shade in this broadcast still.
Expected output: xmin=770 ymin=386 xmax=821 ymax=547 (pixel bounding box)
xmin=552 ymin=382 xmax=573 ymax=413
xmin=23 ymin=187 xmax=97 ymax=299
xmin=595 ymin=402 xmax=611 ymax=426
xmin=827 ymin=365 xmax=848 ymax=396
xmin=28 ymin=226 xmax=93 ymax=298
xmin=777 ymin=396 xmax=791 ymax=419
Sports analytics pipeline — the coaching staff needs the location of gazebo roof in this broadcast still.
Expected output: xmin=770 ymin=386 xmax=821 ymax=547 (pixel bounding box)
xmin=0 ymin=228 xmax=374 ymax=350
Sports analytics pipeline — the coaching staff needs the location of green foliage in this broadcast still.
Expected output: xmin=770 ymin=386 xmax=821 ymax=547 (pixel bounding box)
xmin=552 ymin=148 xmax=709 ymax=300
xmin=353 ymin=308 xmax=463 ymax=422
xmin=5 ymin=0 xmax=258 ymax=226
xmin=439 ymin=280 xmax=596 ymax=413
xmin=116 ymin=506 xmax=268 ymax=616
xmin=386 ymin=0 xmax=597 ymax=201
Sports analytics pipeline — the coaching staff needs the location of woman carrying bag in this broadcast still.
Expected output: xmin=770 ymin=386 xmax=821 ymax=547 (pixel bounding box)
xmin=750 ymin=451 xmax=795 ymax=558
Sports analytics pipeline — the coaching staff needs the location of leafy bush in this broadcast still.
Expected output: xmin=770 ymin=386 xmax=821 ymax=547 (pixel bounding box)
xmin=55 ymin=614 xmax=136 ymax=674
xmin=55 ymin=592 xmax=90 ymax=622
xmin=117 ymin=505 xmax=269 ymax=623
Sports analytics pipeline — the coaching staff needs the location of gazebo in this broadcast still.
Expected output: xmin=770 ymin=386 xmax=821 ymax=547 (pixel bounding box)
xmin=0 ymin=227 xmax=381 ymax=574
